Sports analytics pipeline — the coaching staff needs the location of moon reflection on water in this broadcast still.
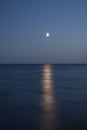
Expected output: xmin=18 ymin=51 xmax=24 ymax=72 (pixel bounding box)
xmin=41 ymin=64 xmax=58 ymax=130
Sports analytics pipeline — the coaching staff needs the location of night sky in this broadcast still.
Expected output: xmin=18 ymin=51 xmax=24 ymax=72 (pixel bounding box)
xmin=0 ymin=0 xmax=87 ymax=63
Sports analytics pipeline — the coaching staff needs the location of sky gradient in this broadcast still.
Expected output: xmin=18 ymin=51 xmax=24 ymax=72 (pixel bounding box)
xmin=0 ymin=0 xmax=87 ymax=63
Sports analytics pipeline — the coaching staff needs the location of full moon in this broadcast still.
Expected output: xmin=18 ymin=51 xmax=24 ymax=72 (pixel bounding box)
xmin=46 ymin=32 xmax=50 ymax=37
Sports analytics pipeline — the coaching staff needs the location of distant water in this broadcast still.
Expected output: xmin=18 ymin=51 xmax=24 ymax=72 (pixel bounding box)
xmin=0 ymin=64 xmax=87 ymax=130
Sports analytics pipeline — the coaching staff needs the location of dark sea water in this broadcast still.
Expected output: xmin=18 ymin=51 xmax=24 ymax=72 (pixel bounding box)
xmin=0 ymin=64 xmax=87 ymax=130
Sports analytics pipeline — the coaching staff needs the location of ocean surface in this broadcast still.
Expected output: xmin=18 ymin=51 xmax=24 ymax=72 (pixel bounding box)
xmin=0 ymin=64 xmax=87 ymax=130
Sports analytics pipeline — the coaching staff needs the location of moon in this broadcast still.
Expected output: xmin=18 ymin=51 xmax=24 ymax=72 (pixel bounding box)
xmin=46 ymin=32 xmax=50 ymax=38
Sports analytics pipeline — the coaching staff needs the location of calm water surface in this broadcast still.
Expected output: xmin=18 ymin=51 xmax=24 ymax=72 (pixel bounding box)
xmin=0 ymin=64 xmax=87 ymax=130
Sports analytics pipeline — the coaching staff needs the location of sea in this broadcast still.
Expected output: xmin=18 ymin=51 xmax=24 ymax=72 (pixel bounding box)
xmin=0 ymin=64 xmax=87 ymax=130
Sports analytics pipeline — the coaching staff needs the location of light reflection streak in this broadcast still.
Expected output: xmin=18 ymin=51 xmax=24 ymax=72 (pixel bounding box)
xmin=41 ymin=64 xmax=57 ymax=130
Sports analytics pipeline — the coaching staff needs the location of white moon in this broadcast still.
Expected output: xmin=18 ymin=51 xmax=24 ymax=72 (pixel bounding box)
xmin=46 ymin=32 xmax=50 ymax=37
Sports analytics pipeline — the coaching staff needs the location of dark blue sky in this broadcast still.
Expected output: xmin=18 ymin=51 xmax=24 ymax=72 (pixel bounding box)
xmin=0 ymin=0 xmax=87 ymax=63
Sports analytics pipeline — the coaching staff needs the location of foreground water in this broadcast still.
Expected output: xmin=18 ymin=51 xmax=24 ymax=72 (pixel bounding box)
xmin=0 ymin=64 xmax=87 ymax=130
